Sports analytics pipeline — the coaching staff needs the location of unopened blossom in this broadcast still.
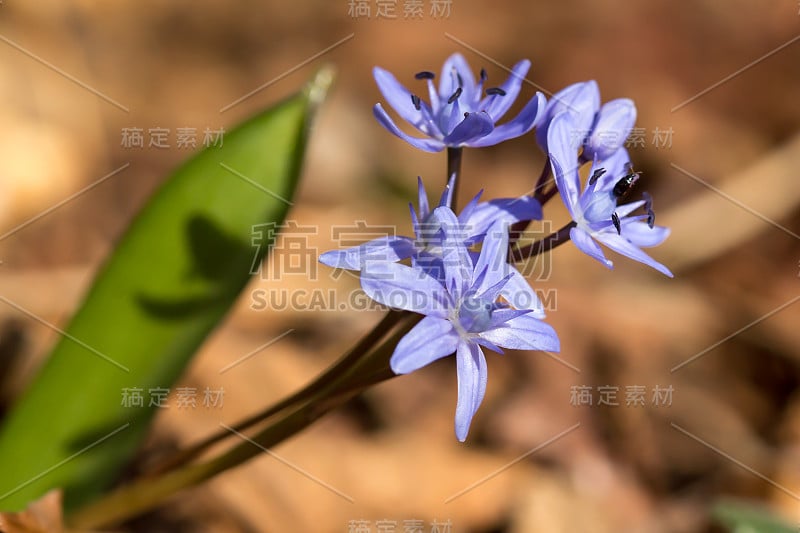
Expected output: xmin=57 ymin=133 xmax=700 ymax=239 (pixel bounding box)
xmin=361 ymin=207 xmax=560 ymax=440
xmin=373 ymin=53 xmax=546 ymax=152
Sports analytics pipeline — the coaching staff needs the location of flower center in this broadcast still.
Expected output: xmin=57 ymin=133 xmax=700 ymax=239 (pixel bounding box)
xmin=457 ymin=295 xmax=494 ymax=333
xmin=582 ymin=189 xmax=616 ymax=224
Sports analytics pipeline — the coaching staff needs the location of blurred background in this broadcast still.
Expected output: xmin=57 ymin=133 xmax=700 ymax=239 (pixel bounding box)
xmin=1 ymin=0 xmax=799 ymax=531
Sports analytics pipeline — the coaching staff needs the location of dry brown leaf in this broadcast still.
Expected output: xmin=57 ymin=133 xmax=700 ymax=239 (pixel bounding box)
xmin=0 ymin=490 xmax=63 ymax=533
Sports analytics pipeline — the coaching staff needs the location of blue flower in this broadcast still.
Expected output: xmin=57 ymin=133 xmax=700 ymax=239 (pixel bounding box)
xmin=548 ymin=112 xmax=673 ymax=277
xmin=319 ymin=177 xmax=545 ymax=311
xmin=536 ymin=80 xmax=636 ymax=162
xmin=361 ymin=207 xmax=560 ymax=441
xmin=372 ymin=53 xmax=546 ymax=152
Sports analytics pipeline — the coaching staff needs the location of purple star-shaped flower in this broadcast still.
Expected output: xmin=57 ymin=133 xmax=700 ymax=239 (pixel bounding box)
xmin=548 ymin=112 xmax=673 ymax=277
xmin=536 ymin=80 xmax=636 ymax=162
xmin=361 ymin=207 xmax=560 ymax=441
xmin=319 ymin=176 xmax=545 ymax=312
xmin=372 ymin=53 xmax=546 ymax=152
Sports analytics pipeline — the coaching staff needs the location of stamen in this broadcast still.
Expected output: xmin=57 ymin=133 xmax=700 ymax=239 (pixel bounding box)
xmin=457 ymin=73 xmax=464 ymax=87
xmin=411 ymin=94 xmax=421 ymax=111
xmin=448 ymin=87 xmax=462 ymax=104
xmin=642 ymin=191 xmax=653 ymax=212
xmin=480 ymin=68 xmax=488 ymax=82
xmin=415 ymin=71 xmax=435 ymax=80
xmin=485 ymin=87 xmax=506 ymax=96
xmin=642 ymin=192 xmax=655 ymax=228
xmin=464 ymin=112 xmax=470 ymax=118
xmin=589 ymin=168 xmax=606 ymax=185
xmin=611 ymin=212 xmax=621 ymax=235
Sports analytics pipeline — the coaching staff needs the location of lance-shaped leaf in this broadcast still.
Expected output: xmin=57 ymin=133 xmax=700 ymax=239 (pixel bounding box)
xmin=0 ymin=68 xmax=333 ymax=511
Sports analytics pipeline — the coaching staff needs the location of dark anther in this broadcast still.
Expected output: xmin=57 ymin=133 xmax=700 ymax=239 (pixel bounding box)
xmin=486 ymin=87 xmax=506 ymax=96
xmin=480 ymin=68 xmax=488 ymax=82
xmin=448 ymin=87 xmax=463 ymax=104
xmin=589 ymin=168 xmax=606 ymax=185
xmin=464 ymin=112 xmax=470 ymax=118
xmin=457 ymin=73 xmax=464 ymax=87
xmin=642 ymin=192 xmax=655 ymax=228
xmin=415 ymin=71 xmax=435 ymax=80
xmin=613 ymin=170 xmax=641 ymax=198
xmin=411 ymin=94 xmax=421 ymax=110
xmin=611 ymin=212 xmax=621 ymax=235
xmin=642 ymin=191 xmax=653 ymax=212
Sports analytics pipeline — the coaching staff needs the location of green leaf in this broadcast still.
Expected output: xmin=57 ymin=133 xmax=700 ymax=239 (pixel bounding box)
xmin=0 ymin=68 xmax=333 ymax=511
xmin=713 ymin=499 xmax=797 ymax=533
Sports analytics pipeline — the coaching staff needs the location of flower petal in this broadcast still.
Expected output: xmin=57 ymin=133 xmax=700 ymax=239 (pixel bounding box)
xmin=438 ymin=174 xmax=456 ymax=209
xmin=548 ymin=113 xmax=583 ymax=219
xmin=360 ymin=261 xmax=449 ymax=316
xmin=472 ymin=219 xmax=510 ymax=294
xmin=441 ymin=95 xmax=464 ymax=137
xmin=499 ymin=267 xmax=545 ymax=318
xmin=469 ymin=92 xmax=546 ymax=147
xmin=457 ymin=190 xmax=484 ymax=230
xmin=480 ymin=314 xmax=560 ymax=351
xmin=440 ymin=53 xmax=477 ymax=105
xmin=615 ymin=198 xmax=644 ymax=218
xmin=390 ymin=316 xmax=459 ymax=374
xmin=620 ymin=219 xmax=670 ymax=247
xmin=319 ymin=236 xmax=416 ymax=271
xmin=373 ymin=104 xmax=445 ymax=152
xmin=537 ymin=80 xmax=600 ymax=151
xmin=373 ymin=67 xmax=438 ymax=136
xmin=425 ymin=78 xmax=441 ymax=115
xmin=482 ymin=59 xmax=531 ymax=121
xmin=570 ymin=226 xmax=613 ymax=269
xmin=411 ymin=252 xmax=447 ymax=281
xmin=583 ymin=98 xmax=637 ymax=161
xmin=579 ymin=187 xmax=616 ymax=224
xmin=465 ymin=196 xmax=543 ymax=239
xmin=455 ymin=340 xmax=487 ymax=442
xmin=595 ymin=231 xmax=673 ymax=277
xmin=488 ymin=308 xmax=532 ymax=325
xmin=473 ymin=336 xmax=505 ymax=355
xmin=431 ymin=206 xmax=473 ymax=296
xmin=477 ymin=273 xmax=513 ymax=304
xmin=442 ymin=111 xmax=494 ymax=146
xmin=589 ymin=147 xmax=631 ymax=193
xmin=416 ymin=176 xmax=430 ymax=219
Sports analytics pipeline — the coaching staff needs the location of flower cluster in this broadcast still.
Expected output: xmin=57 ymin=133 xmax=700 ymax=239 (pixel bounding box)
xmin=321 ymin=53 xmax=671 ymax=441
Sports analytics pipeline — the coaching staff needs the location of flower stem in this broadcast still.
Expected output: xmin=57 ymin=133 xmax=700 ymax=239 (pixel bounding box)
xmin=68 ymin=314 xmax=419 ymax=530
xmin=510 ymin=220 xmax=576 ymax=263
xmin=142 ymin=310 xmax=407 ymax=477
xmin=447 ymin=147 xmax=463 ymax=211
xmin=532 ymin=155 xmax=553 ymax=205
xmin=509 ymin=156 xmax=554 ymax=248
